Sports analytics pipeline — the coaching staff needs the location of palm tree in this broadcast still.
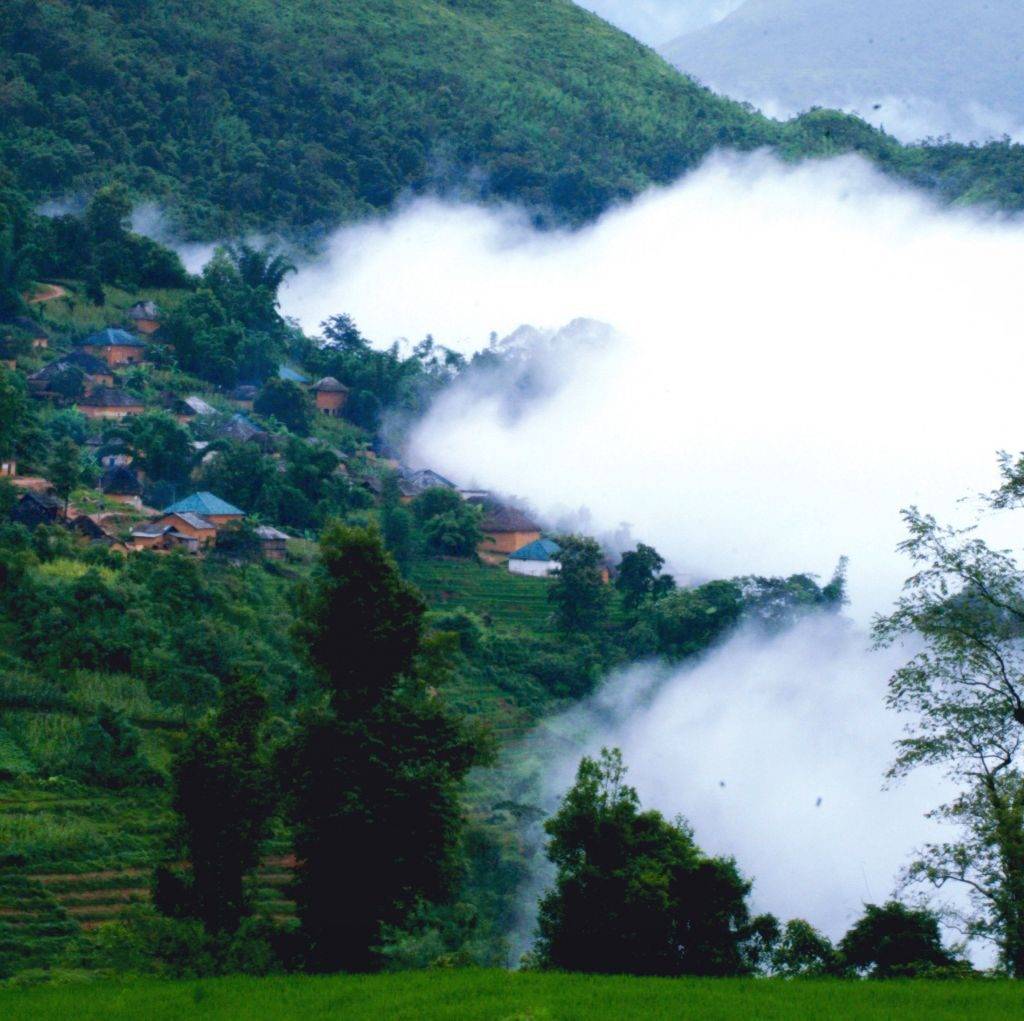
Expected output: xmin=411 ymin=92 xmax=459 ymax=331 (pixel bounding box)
xmin=225 ymin=242 xmax=296 ymax=294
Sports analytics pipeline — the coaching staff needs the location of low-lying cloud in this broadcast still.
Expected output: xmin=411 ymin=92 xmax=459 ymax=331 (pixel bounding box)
xmin=281 ymin=151 xmax=1024 ymax=621
xmin=513 ymin=614 xmax=950 ymax=948
xmin=279 ymin=154 xmax=1024 ymax=954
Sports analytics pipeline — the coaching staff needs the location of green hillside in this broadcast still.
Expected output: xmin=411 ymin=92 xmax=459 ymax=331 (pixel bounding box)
xmin=4 ymin=0 xmax=1024 ymax=239
xmin=5 ymin=970 xmax=1024 ymax=1020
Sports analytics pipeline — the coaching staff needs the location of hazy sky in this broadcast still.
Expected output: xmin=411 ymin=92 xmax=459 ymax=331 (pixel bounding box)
xmin=661 ymin=1 xmax=1024 ymax=142
xmin=574 ymin=0 xmax=742 ymax=46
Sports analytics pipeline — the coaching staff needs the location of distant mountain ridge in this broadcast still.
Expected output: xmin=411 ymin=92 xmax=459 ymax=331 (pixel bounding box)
xmin=661 ymin=0 xmax=1024 ymax=142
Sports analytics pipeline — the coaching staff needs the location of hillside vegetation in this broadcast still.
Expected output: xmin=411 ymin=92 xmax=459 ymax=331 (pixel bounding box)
xmin=5 ymin=971 xmax=1024 ymax=1020
xmin=4 ymin=0 xmax=1024 ymax=238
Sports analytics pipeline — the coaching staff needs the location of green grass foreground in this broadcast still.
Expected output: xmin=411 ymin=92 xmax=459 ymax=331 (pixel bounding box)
xmin=3 ymin=970 xmax=1022 ymax=1020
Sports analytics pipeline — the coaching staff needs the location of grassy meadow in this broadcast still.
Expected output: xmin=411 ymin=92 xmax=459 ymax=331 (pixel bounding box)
xmin=3 ymin=970 xmax=1021 ymax=1020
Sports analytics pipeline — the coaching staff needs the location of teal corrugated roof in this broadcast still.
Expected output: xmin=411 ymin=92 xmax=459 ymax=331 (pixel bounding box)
xmin=81 ymin=328 xmax=147 ymax=348
xmin=509 ymin=538 xmax=561 ymax=561
xmin=162 ymin=491 xmax=244 ymax=517
xmin=278 ymin=365 xmax=311 ymax=384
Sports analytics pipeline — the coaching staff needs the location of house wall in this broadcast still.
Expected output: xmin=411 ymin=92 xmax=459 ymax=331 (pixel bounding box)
xmin=509 ymin=559 xmax=559 ymax=578
xmin=478 ymin=529 xmax=542 ymax=563
xmin=77 ymin=404 xmax=144 ymax=419
xmin=81 ymin=344 xmax=145 ymax=367
xmin=316 ymin=390 xmax=347 ymax=416
xmin=153 ymin=514 xmax=217 ymax=543
xmin=260 ymin=539 xmax=287 ymax=560
xmin=0 ymin=460 xmax=16 ymax=478
xmin=31 ymin=337 xmax=48 ymax=349
xmin=133 ymin=319 xmax=160 ymax=335
xmin=205 ymin=513 xmax=245 ymax=528
xmin=131 ymin=533 xmax=165 ymax=550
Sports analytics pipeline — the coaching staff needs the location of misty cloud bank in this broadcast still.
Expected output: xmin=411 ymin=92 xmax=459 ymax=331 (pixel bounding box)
xmin=278 ymin=152 xmax=1024 ymax=955
xmin=281 ymin=151 xmax=1024 ymax=621
xmin=511 ymin=613 xmax=949 ymax=948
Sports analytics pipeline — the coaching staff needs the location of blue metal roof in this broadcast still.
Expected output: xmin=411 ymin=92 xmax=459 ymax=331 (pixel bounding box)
xmin=509 ymin=538 xmax=561 ymax=561
xmin=81 ymin=328 xmax=147 ymax=348
xmin=162 ymin=491 xmax=245 ymax=517
xmin=278 ymin=365 xmax=311 ymax=384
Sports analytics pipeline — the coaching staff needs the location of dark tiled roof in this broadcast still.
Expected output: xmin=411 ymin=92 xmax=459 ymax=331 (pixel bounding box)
xmin=99 ymin=465 xmax=142 ymax=496
xmin=472 ymin=498 xmax=540 ymax=534
xmin=77 ymin=387 xmax=144 ymax=408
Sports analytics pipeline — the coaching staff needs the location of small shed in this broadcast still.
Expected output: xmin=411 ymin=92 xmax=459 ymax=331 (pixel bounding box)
xmin=255 ymin=525 xmax=290 ymax=560
xmin=312 ymin=376 xmax=349 ymax=417
xmin=508 ymin=538 xmax=562 ymax=578
xmin=67 ymin=515 xmax=110 ymax=542
xmin=171 ymin=395 xmax=217 ymax=424
xmin=228 ymin=384 xmax=259 ymax=409
xmin=126 ymin=301 xmax=162 ymax=335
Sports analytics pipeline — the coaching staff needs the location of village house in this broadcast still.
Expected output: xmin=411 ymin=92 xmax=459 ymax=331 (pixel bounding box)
xmin=125 ymin=301 xmax=162 ymax=335
xmin=11 ymin=490 xmax=62 ymax=528
xmin=255 ymin=525 xmax=290 ymax=560
xmin=28 ymin=352 xmax=115 ymax=398
xmin=0 ymin=315 xmax=49 ymax=355
xmin=161 ymin=492 xmax=245 ymax=528
xmin=508 ymin=537 xmax=562 ymax=577
xmin=77 ymin=328 xmax=148 ymax=368
xmin=213 ymin=412 xmax=274 ymax=451
xmin=148 ymin=511 xmax=218 ymax=545
xmin=169 ymin=395 xmax=216 ymax=425
xmin=470 ymin=498 xmax=542 ymax=564
xmin=311 ymin=376 xmax=349 ymax=417
xmin=67 ymin=514 xmax=112 ymax=544
xmin=99 ymin=465 xmax=143 ymax=507
xmin=0 ymin=458 xmax=16 ymax=478
xmin=75 ymin=387 xmax=145 ymax=420
xmin=129 ymin=522 xmax=202 ymax=554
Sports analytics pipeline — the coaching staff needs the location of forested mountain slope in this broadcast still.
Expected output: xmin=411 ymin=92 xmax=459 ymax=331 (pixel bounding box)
xmin=4 ymin=0 xmax=1024 ymax=238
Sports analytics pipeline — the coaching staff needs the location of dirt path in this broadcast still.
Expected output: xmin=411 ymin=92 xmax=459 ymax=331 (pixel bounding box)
xmin=26 ymin=283 xmax=67 ymax=304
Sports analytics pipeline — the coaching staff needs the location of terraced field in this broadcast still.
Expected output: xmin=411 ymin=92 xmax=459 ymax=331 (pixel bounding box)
xmin=0 ymin=777 xmax=299 ymax=975
xmin=411 ymin=560 xmax=556 ymax=634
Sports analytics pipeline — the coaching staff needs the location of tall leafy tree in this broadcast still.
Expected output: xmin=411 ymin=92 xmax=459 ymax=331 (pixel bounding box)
xmin=536 ymin=748 xmax=767 ymax=977
xmin=164 ymin=678 xmax=274 ymax=933
xmin=615 ymin=542 xmax=675 ymax=610
xmin=47 ymin=436 xmax=81 ymax=517
xmin=0 ymin=366 xmax=28 ymax=462
xmin=280 ymin=524 xmax=486 ymax=971
xmin=875 ymin=460 xmax=1024 ymax=975
xmin=549 ymin=535 xmax=610 ymax=633
xmin=838 ymin=902 xmax=961 ymax=978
